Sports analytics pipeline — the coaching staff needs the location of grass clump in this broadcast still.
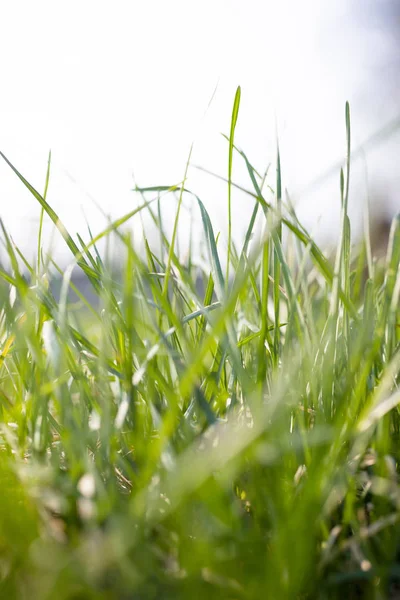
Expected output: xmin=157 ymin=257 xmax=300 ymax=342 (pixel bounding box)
xmin=1 ymin=92 xmax=400 ymax=599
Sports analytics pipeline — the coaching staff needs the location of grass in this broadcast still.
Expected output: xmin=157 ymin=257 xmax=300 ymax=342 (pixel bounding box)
xmin=1 ymin=90 xmax=400 ymax=598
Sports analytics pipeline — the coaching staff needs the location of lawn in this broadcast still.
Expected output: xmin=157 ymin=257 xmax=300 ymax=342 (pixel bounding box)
xmin=0 ymin=90 xmax=400 ymax=599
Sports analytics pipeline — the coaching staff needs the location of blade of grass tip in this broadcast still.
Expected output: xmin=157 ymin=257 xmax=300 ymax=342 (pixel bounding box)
xmin=14 ymin=245 xmax=35 ymax=282
xmin=157 ymin=194 xmax=165 ymax=261
xmin=260 ymin=163 xmax=271 ymax=189
xmin=329 ymin=103 xmax=352 ymax=320
xmin=226 ymin=85 xmax=241 ymax=285
xmin=74 ymin=192 xmax=177 ymax=308
xmin=0 ymin=151 xmax=102 ymax=287
xmin=273 ymin=144 xmax=282 ymax=360
xmin=162 ymin=146 xmax=193 ymax=300
xmin=297 ymin=108 xmax=400 ymax=200
xmin=343 ymin=102 xmax=351 ymax=213
xmin=228 ymin=150 xmax=267 ymax=296
xmin=77 ymin=233 xmax=99 ymax=272
xmin=37 ymin=150 xmax=51 ymax=274
xmin=86 ymin=223 xmax=105 ymax=270
xmin=238 ymin=159 xmax=271 ymax=264
xmin=342 ymin=105 xmax=352 ymax=315
xmin=81 ymin=194 xmax=163 ymax=257
xmin=137 ymin=187 xmax=185 ymax=279
xmin=134 ymin=184 xmax=184 ymax=194
xmin=197 ymin=198 xmax=225 ymax=301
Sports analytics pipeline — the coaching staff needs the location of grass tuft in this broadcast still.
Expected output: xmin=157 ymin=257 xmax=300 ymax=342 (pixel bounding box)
xmin=0 ymin=98 xmax=400 ymax=599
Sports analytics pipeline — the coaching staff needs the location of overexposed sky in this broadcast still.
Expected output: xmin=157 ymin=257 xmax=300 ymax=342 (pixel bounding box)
xmin=1 ymin=0 xmax=400 ymax=266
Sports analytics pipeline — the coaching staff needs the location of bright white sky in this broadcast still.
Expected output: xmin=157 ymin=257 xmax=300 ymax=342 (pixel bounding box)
xmin=1 ymin=0 xmax=399 ymax=266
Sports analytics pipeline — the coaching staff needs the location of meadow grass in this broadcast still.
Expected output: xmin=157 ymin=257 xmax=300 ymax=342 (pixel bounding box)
xmin=1 ymin=92 xmax=400 ymax=599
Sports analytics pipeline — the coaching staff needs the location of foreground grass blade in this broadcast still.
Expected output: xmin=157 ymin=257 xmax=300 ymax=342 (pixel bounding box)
xmin=226 ymin=85 xmax=241 ymax=283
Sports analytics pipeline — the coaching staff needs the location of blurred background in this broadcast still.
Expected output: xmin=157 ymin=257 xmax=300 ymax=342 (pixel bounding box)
xmin=1 ymin=0 xmax=399 ymax=266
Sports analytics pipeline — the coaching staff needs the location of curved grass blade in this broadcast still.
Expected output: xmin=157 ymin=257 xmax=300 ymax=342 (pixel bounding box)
xmin=227 ymin=86 xmax=241 ymax=283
